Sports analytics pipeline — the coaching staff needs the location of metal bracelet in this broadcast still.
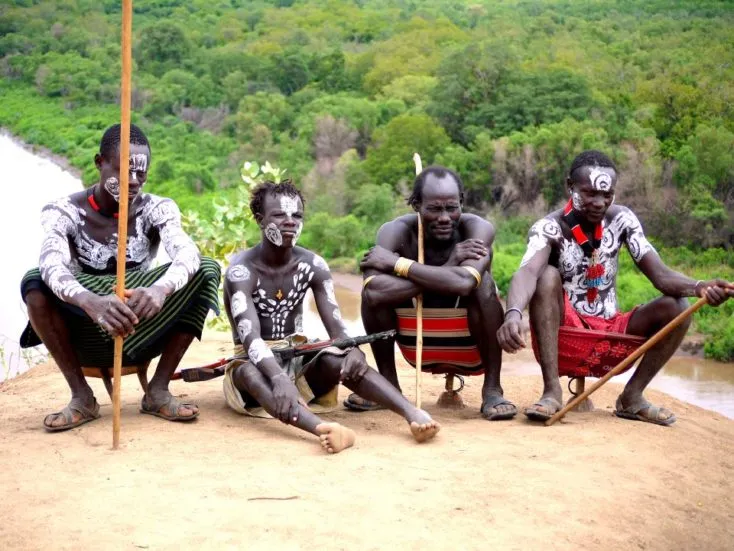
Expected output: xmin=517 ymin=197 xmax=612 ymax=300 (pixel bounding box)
xmin=504 ymin=307 xmax=523 ymax=320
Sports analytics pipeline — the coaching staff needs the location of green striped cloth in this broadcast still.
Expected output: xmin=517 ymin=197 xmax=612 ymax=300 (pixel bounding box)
xmin=20 ymin=257 xmax=221 ymax=367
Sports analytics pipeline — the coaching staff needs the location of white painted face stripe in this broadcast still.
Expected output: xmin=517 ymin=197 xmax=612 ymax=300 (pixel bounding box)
xmin=265 ymin=223 xmax=283 ymax=246
xmin=104 ymin=177 xmax=121 ymax=202
xmin=129 ymin=153 xmax=148 ymax=172
xmin=588 ymin=167 xmax=612 ymax=191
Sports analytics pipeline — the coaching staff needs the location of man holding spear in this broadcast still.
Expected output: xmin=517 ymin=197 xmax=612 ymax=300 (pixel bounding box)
xmin=222 ymin=180 xmax=440 ymax=454
xmin=497 ymin=150 xmax=733 ymax=424
xmin=20 ymin=123 xmax=221 ymax=431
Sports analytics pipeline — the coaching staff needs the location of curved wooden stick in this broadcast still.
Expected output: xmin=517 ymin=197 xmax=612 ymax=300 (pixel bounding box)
xmin=113 ymin=0 xmax=133 ymax=449
xmin=545 ymin=296 xmax=708 ymax=426
xmin=413 ymin=153 xmax=423 ymax=408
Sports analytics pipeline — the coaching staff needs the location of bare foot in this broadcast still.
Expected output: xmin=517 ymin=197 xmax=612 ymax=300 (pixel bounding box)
xmin=315 ymin=423 xmax=356 ymax=454
xmin=408 ymin=409 xmax=441 ymax=443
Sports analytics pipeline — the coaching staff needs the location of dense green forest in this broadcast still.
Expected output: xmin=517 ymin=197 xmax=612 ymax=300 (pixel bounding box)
xmin=1 ymin=0 xmax=732 ymax=358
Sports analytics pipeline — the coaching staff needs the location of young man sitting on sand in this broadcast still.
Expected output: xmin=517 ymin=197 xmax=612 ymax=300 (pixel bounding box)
xmin=496 ymin=150 xmax=733 ymax=425
xmin=222 ymin=180 xmax=440 ymax=454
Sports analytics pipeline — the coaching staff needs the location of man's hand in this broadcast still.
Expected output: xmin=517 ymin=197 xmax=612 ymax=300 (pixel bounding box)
xmin=271 ymin=373 xmax=302 ymax=424
xmin=697 ymin=279 xmax=734 ymax=307
xmin=444 ymin=238 xmax=489 ymax=267
xmin=124 ymin=286 xmax=167 ymax=320
xmin=497 ymin=311 xmax=526 ymax=353
xmin=339 ymin=348 xmax=370 ymax=384
xmin=81 ymin=293 xmax=138 ymax=338
xmin=360 ymin=246 xmax=401 ymax=274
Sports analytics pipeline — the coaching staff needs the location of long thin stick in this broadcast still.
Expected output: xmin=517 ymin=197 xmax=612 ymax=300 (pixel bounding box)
xmin=413 ymin=153 xmax=423 ymax=408
xmin=545 ymin=296 xmax=708 ymax=426
xmin=113 ymin=0 xmax=133 ymax=449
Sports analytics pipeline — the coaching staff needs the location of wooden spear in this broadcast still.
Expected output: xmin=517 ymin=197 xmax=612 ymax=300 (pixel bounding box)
xmin=412 ymin=153 xmax=423 ymax=408
xmin=112 ymin=0 xmax=133 ymax=449
xmin=545 ymin=296 xmax=709 ymax=427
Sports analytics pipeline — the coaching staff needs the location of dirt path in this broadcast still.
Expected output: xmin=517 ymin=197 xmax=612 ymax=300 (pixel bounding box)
xmin=1 ymin=330 xmax=732 ymax=550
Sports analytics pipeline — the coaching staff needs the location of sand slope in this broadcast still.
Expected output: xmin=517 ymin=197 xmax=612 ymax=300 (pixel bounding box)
xmin=1 ymin=332 xmax=732 ymax=551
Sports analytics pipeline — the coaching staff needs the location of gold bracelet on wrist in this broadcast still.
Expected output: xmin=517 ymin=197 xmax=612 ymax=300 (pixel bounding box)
xmin=394 ymin=257 xmax=415 ymax=278
xmin=462 ymin=266 xmax=482 ymax=288
xmin=362 ymin=275 xmax=376 ymax=289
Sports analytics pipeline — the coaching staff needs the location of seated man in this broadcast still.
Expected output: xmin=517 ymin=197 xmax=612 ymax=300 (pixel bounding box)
xmin=351 ymin=166 xmax=515 ymax=420
xmin=497 ymin=150 xmax=733 ymax=424
xmin=20 ymin=123 xmax=221 ymax=431
xmin=223 ymin=180 xmax=440 ymax=454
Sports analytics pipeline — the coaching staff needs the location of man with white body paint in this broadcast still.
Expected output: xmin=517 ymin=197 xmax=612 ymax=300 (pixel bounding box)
xmin=497 ymin=150 xmax=733 ymax=424
xmin=223 ymin=181 xmax=440 ymax=454
xmin=20 ymin=124 xmax=221 ymax=431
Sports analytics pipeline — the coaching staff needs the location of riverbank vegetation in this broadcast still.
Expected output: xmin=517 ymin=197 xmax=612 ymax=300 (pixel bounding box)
xmin=1 ymin=0 xmax=732 ymax=358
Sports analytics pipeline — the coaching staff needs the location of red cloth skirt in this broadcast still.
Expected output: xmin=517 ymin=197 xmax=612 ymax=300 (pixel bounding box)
xmin=531 ymin=295 xmax=646 ymax=378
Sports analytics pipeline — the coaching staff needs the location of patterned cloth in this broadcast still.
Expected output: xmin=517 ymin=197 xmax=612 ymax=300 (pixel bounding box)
xmin=531 ymin=294 xmax=645 ymax=378
xmin=20 ymin=257 xmax=221 ymax=367
xmin=395 ymin=307 xmax=483 ymax=376
xmin=223 ymin=335 xmax=348 ymax=418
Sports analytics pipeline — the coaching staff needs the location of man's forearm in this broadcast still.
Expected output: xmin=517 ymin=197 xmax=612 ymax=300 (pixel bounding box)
xmin=405 ymin=263 xmax=477 ymax=296
xmin=363 ymin=273 xmax=423 ymax=306
xmin=505 ymin=270 xmax=540 ymax=315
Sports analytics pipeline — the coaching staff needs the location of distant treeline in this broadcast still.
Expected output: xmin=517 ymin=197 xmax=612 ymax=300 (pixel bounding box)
xmin=1 ymin=0 xmax=732 ymax=249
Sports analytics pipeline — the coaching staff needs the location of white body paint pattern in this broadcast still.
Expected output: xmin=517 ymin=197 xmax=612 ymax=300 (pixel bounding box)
xmin=312 ymin=255 xmax=329 ymax=271
xmin=38 ymin=192 xmax=200 ymax=302
xmin=237 ymin=319 xmax=253 ymax=342
xmin=588 ymin=167 xmax=613 ymax=191
xmin=252 ymin=261 xmax=314 ymax=340
xmin=521 ymin=206 xmax=656 ymax=319
xmin=230 ymin=291 xmax=248 ymax=318
xmin=227 ymin=265 xmax=251 ymax=282
xmin=265 ymin=223 xmax=283 ymax=246
xmin=248 ymin=338 xmax=274 ymax=365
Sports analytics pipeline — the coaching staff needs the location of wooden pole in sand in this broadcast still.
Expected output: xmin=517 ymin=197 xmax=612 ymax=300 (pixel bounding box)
xmin=112 ymin=0 xmax=133 ymax=449
xmin=413 ymin=153 xmax=424 ymax=408
xmin=545 ymin=296 xmax=709 ymax=427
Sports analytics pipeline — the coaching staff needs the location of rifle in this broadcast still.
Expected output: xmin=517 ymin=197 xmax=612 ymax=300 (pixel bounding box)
xmin=171 ymin=329 xmax=397 ymax=383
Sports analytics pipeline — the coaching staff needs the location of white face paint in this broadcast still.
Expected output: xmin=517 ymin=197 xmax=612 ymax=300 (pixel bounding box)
xmin=588 ymin=167 xmax=613 ymax=191
xmin=104 ymin=177 xmax=120 ymax=202
xmin=228 ymin=265 xmax=251 ymax=282
xmin=280 ymin=196 xmax=298 ymax=217
xmin=231 ymin=291 xmax=248 ymax=318
xmin=279 ymin=196 xmax=303 ymax=245
xmin=248 ymin=338 xmax=274 ymax=365
xmin=265 ymin=222 xmax=283 ymax=246
xmin=129 ymin=153 xmax=148 ymax=172
xmin=571 ymin=190 xmax=583 ymax=211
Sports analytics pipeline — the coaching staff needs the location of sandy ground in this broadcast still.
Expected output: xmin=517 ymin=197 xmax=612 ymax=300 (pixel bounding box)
xmin=1 ymin=329 xmax=733 ymax=551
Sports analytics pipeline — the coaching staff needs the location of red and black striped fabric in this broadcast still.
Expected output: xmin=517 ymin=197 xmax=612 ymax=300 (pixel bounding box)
xmin=395 ymin=307 xmax=484 ymax=376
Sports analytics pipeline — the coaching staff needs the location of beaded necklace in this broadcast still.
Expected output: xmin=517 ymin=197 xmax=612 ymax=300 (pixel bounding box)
xmin=562 ymin=199 xmax=604 ymax=303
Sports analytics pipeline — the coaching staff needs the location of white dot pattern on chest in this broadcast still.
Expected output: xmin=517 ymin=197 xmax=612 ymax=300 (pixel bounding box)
xmin=254 ymin=261 xmax=313 ymax=339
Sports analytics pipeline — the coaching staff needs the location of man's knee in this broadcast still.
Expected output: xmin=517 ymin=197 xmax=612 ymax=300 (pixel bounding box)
xmin=536 ymin=266 xmax=562 ymax=295
xmin=658 ymin=296 xmax=691 ymax=329
xmin=231 ymin=361 xmax=260 ymax=391
xmin=25 ymin=289 xmax=53 ymax=314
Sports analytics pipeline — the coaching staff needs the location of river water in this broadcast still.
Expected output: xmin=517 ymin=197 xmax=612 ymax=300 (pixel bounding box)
xmin=2 ymin=132 xmax=733 ymax=419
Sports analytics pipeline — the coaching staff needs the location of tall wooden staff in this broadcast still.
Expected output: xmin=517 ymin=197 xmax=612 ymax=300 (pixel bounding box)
xmin=112 ymin=0 xmax=133 ymax=449
xmin=546 ymin=296 xmax=708 ymax=426
xmin=412 ymin=153 xmax=424 ymax=408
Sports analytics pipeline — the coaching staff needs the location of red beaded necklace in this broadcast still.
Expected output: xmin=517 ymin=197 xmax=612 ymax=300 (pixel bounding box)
xmin=562 ymin=199 xmax=605 ymax=303
xmin=87 ymin=188 xmax=118 ymax=219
